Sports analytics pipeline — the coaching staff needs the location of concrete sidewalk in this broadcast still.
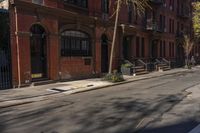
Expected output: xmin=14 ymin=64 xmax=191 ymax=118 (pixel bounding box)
xmin=0 ymin=67 xmax=196 ymax=108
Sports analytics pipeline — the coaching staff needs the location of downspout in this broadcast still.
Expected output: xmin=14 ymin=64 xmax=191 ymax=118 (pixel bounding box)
xmin=14 ymin=6 xmax=21 ymax=88
xmin=93 ymin=18 xmax=97 ymax=76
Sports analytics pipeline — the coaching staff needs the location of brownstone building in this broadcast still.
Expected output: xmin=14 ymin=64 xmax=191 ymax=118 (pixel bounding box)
xmin=0 ymin=0 xmax=195 ymax=88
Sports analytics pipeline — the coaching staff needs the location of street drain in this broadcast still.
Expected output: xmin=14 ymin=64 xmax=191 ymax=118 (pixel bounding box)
xmin=87 ymin=84 xmax=94 ymax=87
xmin=49 ymin=88 xmax=74 ymax=93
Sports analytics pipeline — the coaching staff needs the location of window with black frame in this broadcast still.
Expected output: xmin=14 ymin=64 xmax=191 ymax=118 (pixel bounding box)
xmin=128 ymin=1 xmax=133 ymax=23
xmin=102 ymin=0 xmax=109 ymax=13
xmin=63 ymin=0 xmax=88 ymax=8
xmin=61 ymin=30 xmax=91 ymax=57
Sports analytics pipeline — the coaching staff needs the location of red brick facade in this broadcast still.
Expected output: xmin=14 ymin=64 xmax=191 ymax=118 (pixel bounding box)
xmin=8 ymin=0 xmax=193 ymax=87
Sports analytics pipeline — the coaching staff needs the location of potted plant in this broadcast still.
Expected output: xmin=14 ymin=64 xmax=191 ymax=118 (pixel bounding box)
xmin=121 ymin=63 xmax=133 ymax=75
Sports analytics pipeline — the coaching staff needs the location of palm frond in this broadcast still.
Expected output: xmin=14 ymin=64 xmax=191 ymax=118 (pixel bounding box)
xmin=109 ymin=0 xmax=151 ymax=19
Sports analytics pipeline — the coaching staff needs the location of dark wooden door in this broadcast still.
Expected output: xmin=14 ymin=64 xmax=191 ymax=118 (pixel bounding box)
xmin=176 ymin=44 xmax=185 ymax=66
xmin=101 ymin=35 xmax=109 ymax=73
xmin=30 ymin=25 xmax=47 ymax=80
xmin=123 ymin=37 xmax=129 ymax=60
xmin=152 ymin=41 xmax=158 ymax=58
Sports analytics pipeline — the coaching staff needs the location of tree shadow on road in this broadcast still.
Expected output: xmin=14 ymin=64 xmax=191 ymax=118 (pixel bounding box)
xmin=0 ymin=92 xmax=194 ymax=133
xmin=69 ymin=93 xmax=191 ymax=133
xmin=137 ymin=120 xmax=199 ymax=133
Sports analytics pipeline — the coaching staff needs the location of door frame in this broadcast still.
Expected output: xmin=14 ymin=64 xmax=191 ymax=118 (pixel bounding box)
xmin=30 ymin=24 xmax=48 ymax=81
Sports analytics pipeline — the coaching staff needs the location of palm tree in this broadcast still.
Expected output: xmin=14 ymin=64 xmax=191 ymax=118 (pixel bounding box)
xmin=108 ymin=0 xmax=150 ymax=74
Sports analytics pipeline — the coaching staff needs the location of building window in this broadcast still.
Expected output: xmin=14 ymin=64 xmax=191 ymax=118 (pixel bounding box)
xmin=134 ymin=4 xmax=138 ymax=23
xmin=169 ymin=19 xmax=174 ymax=34
xmin=172 ymin=19 xmax=174 ymax=33
xmin=32 ymin=0 xmax=44 ymax=5
xmin=177 ymin=0 xmax=180 ymax=14
xmin=61 ymin=30 xmax=91 ymax=57
xmin=181 ymin=23 xmax=184 ymax=31
xmin=163 ymin=0 xmax=166 ymax=7
xmin=159 ymin=15 xmax=165 ymax=32
xmin=177 ymin=21 xmax=180 ymax=33
xmin=128 ymin=1 xmax=133 ymax=23
xmin=64 ymin=0 xmax=88 ymax=8
xmin=169 ymin=0 xmax=174 ymax=11
xmin=102 ymin=0 xmax=109 ymax=13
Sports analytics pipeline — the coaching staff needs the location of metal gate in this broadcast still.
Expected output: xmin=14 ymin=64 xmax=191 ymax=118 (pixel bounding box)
xmin=0 ymin=9 xmax=12 ymax=89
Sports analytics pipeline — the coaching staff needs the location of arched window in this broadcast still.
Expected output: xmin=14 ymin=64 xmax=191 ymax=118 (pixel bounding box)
xmin=61 ymin=30 xmax=91 ymax=57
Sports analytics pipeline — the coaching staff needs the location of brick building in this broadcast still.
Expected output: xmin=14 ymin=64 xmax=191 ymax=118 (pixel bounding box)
xmin=0 ymin=0 xmax=194 ymax=88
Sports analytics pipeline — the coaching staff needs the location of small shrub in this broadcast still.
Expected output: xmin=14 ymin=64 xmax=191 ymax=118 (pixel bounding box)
xmin=103 ymin=70 xmax=124 ymax=83
xmin=121 ymin=63 xmax=133 ymax=68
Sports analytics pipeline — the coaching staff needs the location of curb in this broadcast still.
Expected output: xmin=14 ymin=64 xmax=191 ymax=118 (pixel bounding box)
xmin=0 ymin=92 xmax=61 ymax=109
xmin=72 ymin=69 xmax=189 ymax=95
xmin=0 ymin=69 xmax=190 ymax=109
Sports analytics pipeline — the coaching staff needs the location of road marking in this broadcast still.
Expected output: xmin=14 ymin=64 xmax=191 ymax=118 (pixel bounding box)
xmin=189 ymin=124 xmax=200 ymax=133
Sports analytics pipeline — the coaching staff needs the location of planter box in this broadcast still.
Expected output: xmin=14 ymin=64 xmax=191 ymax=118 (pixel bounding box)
xmin=121 ymin=67 xmax=133 ymax=75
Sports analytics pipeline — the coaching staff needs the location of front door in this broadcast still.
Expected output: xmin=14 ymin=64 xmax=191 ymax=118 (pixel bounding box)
xmin=101 ymin=35 xmax=109 ymax=73
xmin=151 ymin=40 xmax=158 ymax=58
xmin=123 ymin=36 xmax=129 ymax=60
xmin=30 ymin=24 xmax=47 ymax=80
xmin=176 ymin=44 xmax=185 ymax=66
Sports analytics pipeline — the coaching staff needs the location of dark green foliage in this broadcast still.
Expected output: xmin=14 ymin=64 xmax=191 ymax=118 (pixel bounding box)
xmin=121 ymin=63 xmax=133 ymax=68
xmin=103 ymin=70 xmax=124 ymax=83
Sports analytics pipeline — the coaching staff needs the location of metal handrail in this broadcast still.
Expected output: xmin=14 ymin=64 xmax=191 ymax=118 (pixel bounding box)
xmin=155 ymin=59 xmax=161 ymax=64
xmin=162 ymin=58 xmax=171 ymax=68
xmin=138 ymin=59 xmax=148 ymax=70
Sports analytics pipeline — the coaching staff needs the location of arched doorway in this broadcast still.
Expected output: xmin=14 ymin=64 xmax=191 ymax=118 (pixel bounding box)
xmin=30 ymin=24 xmax=47 ymax=80
xmin=101 ymin=34 xmax=109 ymax=73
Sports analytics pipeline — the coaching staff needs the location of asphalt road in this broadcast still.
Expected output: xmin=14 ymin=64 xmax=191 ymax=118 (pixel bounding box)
xmin=1 ymin=69 xmax=200 ymax=133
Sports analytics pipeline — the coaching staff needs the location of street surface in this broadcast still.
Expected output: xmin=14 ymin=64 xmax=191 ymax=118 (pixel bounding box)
xmin=1 ymin=68 xmax=200 ymax=133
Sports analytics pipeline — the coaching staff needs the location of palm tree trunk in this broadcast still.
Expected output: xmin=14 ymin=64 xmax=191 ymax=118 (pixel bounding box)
xmin=187 ymin=54 xmax=189 ymax=67
xmin=109 ymin=0 xmax=120 ymax=74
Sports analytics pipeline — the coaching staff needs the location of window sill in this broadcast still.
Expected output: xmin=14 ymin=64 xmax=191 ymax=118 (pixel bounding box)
xmin=82 ymin=56 xmax=93 ymax=59
xmin=61 ymin=56 xmax=92 ymax=58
